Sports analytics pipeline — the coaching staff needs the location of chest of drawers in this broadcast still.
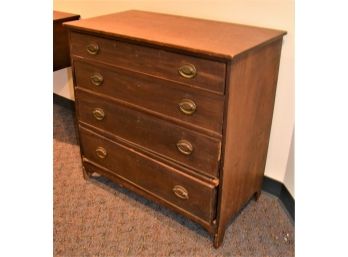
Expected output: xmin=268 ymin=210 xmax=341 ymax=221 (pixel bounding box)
xmin=64 ymin=10 xmax=286 ymax=248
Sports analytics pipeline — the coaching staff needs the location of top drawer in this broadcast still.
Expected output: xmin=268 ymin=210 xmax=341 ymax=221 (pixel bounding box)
xmin=69 ymin=32 xmax=226 ymax=94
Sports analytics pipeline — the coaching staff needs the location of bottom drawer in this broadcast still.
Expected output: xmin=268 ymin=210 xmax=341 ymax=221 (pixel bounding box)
xmin=79 ymin=126 xmax=217 ymax=223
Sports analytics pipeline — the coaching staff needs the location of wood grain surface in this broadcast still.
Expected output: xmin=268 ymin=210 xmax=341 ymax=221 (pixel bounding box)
xmin=64 ymin=10 xmax=286 ymax=59
xmin=54 ymin=11 xmax=80 ymax=22
xmin=73 ymin=60 xmax=225 ymax=135
xmin=76 ymin=90 xmax=222 ymax=177
xmin=214 ymin=39 xmax=284 ymax=247
xmin=70 ymin=31 xmax=226 ymax=93
xmin=79 ymin=126 xmax=217 ymax=223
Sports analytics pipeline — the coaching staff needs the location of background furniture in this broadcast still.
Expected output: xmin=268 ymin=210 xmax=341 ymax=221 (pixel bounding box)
xmin=53 ymin=11 xmax=80 ymax=71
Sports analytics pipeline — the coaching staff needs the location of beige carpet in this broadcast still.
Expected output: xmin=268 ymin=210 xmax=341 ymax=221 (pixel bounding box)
xmin=54 ymin=101 xmax=294 ymax=257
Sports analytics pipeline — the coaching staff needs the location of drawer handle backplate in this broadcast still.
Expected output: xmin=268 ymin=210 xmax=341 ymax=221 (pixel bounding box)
xmin=178 ymin=99 xmax=196 ymax=115
xmin=173 ymin=185 xmax=189 ymax=200
xmin=93 ymin=108 xmax=105 ymax=120
xmin=178 ymin=64 xmax=197 ymax=79
xmin=86 ymin=42 xmax=99 ymax=55
xmin=95 ymin=147 xmax=107 ymax=159
xmin=90 ymin=73 xmax=104 ymax=86
xmin=176 ymin=139 xmax=193 ymax=155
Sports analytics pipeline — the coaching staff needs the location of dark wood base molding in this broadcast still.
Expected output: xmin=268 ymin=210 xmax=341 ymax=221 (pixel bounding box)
xmin=53 ymin=94 xmax=295 ymax=222
xmin=262 ymin=176 xmax=295 ymax=221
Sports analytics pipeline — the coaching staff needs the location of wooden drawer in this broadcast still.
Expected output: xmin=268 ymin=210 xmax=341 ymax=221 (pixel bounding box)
xmin=79 ymin=126 xmax=217 ymax=223
xmin=70 ymin=32 xmax=226 ymax=94
xmin=76 ymin=90 xmax=221 ymax=177
xmin=74 ymin=60 xmax=225 ymax=135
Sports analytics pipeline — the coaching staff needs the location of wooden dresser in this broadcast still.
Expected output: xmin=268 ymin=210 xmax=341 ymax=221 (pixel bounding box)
xmin=64 ymin=10 xmax=286 ymax=248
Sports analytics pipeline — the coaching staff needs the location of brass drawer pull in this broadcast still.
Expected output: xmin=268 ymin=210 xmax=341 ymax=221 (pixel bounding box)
xmin=178 ymin=64 xmax=197 ymax=79
xmin=86 ymin=42 xmax=99 ymax=55
xmin=178 ymin=99 xmax=196 ymax=115
xmin=92 ymin=108 xmax=105 ymax=120
xmin=95 ymin=147 xmax=107 ymax=159
xmin=176 ymin=139 xmax=193 ymax=155
xmin=90 ymin=73 xmax=104 ymax=86
xmin=173 ymin=185 xmax=189 ymax=200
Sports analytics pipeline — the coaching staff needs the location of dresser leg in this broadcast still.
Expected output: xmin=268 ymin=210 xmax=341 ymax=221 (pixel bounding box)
xmin=213 ymin=228 xmax=226 ymax=248
xmin=82 ymin=166 xmax=91 ymax=180
xmin=254 ymin=190 xmax=261 ymax=202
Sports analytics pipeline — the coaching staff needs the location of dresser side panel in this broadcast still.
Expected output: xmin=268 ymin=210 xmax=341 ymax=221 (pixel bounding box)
xmin=216 ymin=39 xmax=283 ymax=241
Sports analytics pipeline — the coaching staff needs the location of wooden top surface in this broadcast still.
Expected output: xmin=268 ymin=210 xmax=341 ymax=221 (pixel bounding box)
xmin=54 ymin=11 xmax=80 ymax=22
xmin=64 ymin=10 xmax=286 ymax=59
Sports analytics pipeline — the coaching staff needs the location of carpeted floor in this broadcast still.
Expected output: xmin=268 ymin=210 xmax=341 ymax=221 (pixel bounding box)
xmin=53 ymin=100 xmax=294 ymax=257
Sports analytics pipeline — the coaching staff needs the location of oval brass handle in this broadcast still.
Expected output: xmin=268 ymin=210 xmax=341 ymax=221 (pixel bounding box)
xmin=178 ymin=64 xmax=197 ymax=79
xmin=86 ymin=42 xmax=99 ymax=55
xmin=90 ymin=73 xmax=104 ymax=86
xmin=176 ymin=139 xmax=193 ymax=155
xmin=92 ymin=108 xmax=105 ymax=120
xmin=173 ymin=185 xmax=189 ymax=200
xmin=95 ymin=147 xmax=107 ymax=159
xmin=178 ymin=99 xmax=196 ymax=115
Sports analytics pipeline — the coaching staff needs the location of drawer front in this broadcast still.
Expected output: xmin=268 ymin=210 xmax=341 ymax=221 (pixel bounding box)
xmin=74 ymin=60 xmax=225 ymax=134
xmin=79 ymin=126 xmax=217 ymax=222
xmin=70 ymin=32 xmax=226 ymax=94
xmin=76 ymin=90 xmax=221 ymax=177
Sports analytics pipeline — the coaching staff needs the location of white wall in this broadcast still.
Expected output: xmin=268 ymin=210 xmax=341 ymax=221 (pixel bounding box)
xmin=284 ymin=129 xmax=294 ymax=197
xmin=53 ymin=67 xmax=75 ymax=100
xmin=54 ymin=0 xmax=294 ymax=196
